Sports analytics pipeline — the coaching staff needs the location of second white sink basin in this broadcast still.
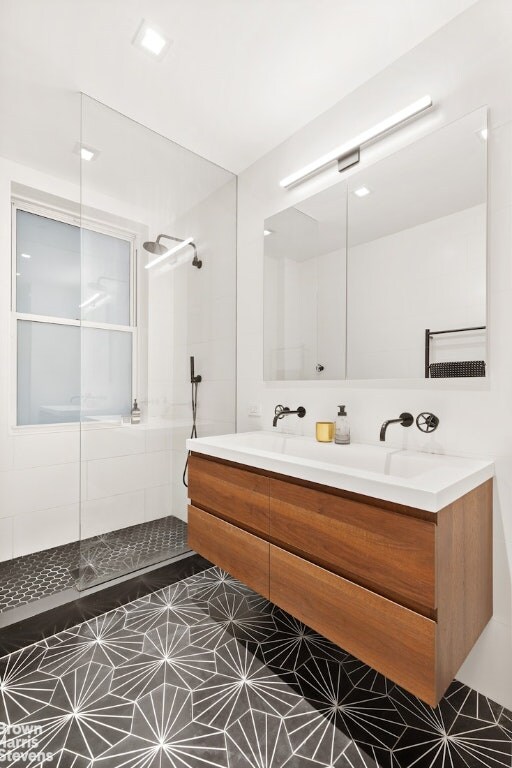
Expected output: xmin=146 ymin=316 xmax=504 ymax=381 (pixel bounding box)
xmin=187 ymin=431 xmax=494 ymax=512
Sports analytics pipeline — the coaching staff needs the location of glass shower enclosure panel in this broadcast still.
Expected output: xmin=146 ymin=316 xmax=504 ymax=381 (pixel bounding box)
xmin=78 ymin=95 xmax=236 ymax=589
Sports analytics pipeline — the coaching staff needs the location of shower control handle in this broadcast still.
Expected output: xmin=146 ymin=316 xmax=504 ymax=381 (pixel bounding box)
xmin=190 ymin=356 xmax=202 ymax=384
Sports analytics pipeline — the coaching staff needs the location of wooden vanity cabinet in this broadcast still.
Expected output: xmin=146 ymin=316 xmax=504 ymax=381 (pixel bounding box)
xmin=188 ymin=452 xmax=492 ymax=706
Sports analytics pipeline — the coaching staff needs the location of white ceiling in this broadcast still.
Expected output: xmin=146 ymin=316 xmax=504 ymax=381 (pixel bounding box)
xmin=0 ymin=0 xmax=478 ymax=174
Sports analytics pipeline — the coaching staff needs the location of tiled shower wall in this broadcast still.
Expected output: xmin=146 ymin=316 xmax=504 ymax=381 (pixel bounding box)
xmin=145 ymin=178 xmax=237 ymax=524
xmin=237 ymin=0 xmax=512 ymax=709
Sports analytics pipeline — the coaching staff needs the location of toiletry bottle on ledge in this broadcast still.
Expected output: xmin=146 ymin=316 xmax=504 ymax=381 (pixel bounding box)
xmin=335 ymin=405 xmax=350 ymax=445
xmin=131 ymin=399 xmax=141 ymax=425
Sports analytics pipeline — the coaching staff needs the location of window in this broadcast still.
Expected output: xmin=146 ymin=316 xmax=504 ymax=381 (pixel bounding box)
xmin=13 ymin=203 xmax=135 ymax=426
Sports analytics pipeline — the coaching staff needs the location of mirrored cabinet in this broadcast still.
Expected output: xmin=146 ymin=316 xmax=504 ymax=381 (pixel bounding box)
xmin=264 ymin=107 xmax=487 ymax=381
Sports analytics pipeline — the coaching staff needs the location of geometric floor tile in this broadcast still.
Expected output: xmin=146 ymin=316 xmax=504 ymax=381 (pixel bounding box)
xmin=40 ymin=612 xmax=144 ymax=676
xmin=193 ymin=638 xmax=301 ymax=730
xmin=124 ymin=582 xmax=209 ymax=633
xmin=190 ymin=591 xmax=277 ymax=651
xmin=0 ymin=565 xmax=510 ymax=768
xmin=258 ymin=609 xmax=346 ymax=672
xmin=99 ymin=684 xmax=227 ymax=768
xmin=0 ymin=644 xmax=56 ymax=725
xmin=110 ymin=623 xmax=216 ymax=699
xmin=391 ymin=684 xmax=512 ymax=768
xmin=225 ymin=709 xmax=318 ymax=767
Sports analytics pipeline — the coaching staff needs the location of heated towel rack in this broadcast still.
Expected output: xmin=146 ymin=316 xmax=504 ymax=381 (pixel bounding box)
xmin=424 ymin=326 xmax=486 ymax=378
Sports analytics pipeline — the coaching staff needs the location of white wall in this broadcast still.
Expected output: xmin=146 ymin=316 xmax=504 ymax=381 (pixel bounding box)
xmin=237 ymin=0 xmax=512 ymax=709
xmin=347 ymin=204 xmax=486 ymax=379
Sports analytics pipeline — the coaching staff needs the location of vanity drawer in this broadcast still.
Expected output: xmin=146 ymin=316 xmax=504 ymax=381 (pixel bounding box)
xmin=189 ymin=454 xmax=269 ymax=536
xmin=188 ymin=505 xmax=270 ymax=598
xmin=269 ymin=478 xmax=436 ymax=613
xmin=269 ymin=545 xmax=437 ymax=705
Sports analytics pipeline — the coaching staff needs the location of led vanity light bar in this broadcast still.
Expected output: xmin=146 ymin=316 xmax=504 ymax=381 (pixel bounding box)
xmin=279 ymin=95 xmax=433 ymax=188
xmin=144 ymin=237 xmax=194 ymax=269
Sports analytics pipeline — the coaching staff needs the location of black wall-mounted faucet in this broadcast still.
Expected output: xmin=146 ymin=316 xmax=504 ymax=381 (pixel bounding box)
xmin=379 ymin=412 xmax=414 ymax=441
xmin=273 ymin=405 xmax=306 ymax=428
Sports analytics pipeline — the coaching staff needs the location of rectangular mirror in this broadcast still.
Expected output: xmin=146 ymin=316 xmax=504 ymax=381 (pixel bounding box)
xmin=264 ymin=182 xmax=347 ymax=380
xmin=347 ymin=107 xmax=487 ymax=380
xmin=264 ymin=107 xmax=487 ymax=381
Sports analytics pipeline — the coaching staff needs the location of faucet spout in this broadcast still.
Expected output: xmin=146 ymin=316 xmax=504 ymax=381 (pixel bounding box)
xmin=379 ymin=412 xmax=414 ymax=441
xmin=273 ymin=405 xmax=306 ymax=428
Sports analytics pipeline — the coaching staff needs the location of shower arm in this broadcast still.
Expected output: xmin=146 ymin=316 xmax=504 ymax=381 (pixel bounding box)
xmin=156 ymin=234 xmax=202 ymax=268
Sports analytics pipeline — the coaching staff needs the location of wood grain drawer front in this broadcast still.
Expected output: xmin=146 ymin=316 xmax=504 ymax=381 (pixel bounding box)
xmin=188 ymin=505 xmax=270 ymax=598
xmin=269 ymin=545 xmax=437 ymax=705
xmin=189 ymin=455 xmax=269 ymax=536
xmin=270 ymin=478 xmax=436 ymax=612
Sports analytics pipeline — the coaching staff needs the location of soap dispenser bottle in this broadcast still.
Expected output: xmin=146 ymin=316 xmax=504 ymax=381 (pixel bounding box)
xmin=131 ymin=399 xmax=141 ymax=425
xmin=335 ymin=405 xmax=350 ymax=445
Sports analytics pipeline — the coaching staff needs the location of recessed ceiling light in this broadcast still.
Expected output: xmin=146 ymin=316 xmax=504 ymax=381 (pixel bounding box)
xmin=133 ymin=20 xmax=170 ymax=60
xmin=141 ymin=28 xmax=166 ymax=55
xmin=353 ymin=186 xmax=371 ymax=198
xmin=73 ymin=142 xmax=100 ymax=162
xmin=80 ymin=147 xmax=95 ymax=162
xmin=263 ymin=229 xmax=273 ymax=236
xmin=20 ymin=253 xmax=31 ymax=259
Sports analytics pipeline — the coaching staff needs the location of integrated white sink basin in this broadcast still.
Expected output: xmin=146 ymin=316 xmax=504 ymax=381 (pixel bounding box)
xmin=187 ymin=431 xmax=494 ymax=512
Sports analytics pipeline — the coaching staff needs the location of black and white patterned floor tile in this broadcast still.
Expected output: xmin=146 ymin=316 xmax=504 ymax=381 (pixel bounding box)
xmin=0 ymin=565 xmax=511 ymax=768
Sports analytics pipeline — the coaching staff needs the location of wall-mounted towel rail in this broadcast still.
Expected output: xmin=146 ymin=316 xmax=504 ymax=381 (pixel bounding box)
xmin=424 ymin=326 xmax=486 ymax=378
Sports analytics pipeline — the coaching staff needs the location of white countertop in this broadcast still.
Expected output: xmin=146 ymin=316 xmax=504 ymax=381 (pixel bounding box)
xmin=187 ymin=431 xmax=494 ymax=512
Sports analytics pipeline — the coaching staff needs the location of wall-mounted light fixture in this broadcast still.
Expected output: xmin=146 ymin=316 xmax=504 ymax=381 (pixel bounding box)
xmin=279 ymin=95 xmax=433 ymax=189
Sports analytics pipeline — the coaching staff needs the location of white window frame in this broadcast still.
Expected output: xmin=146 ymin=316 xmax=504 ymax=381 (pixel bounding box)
xmin=11 ymin=197 xmax=138 ymax=431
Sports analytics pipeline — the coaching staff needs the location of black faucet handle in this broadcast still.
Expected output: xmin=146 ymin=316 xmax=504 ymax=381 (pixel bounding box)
xmin=416 ymin=412 xmax=439 ymax=433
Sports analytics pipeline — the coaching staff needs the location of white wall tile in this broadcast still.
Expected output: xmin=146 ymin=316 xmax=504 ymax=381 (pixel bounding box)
xmin=145 ymin=450 xmax=171 ymax=488
xmin=0 ymin=431 xmax=13 ymax=471
xmin=81 ymin=491 xmax=145 ymax=539
xmin=171 ymin=481 xmax=188 ymax=522
xmin=0 ymin=463 xmax=79 ymax=517
xmin=86 ymin=454 xmax=146 ymax=500
xmin=13 ymin=430 xmax=80 ymax=469
xmin=12 ymin=504 xmax=79 ymax=558
xmin=146 ymin=427 xmax=172 ymax=453
xmin=81 ymin=426 xmax=146 ymax=461
xmin=0 ymin=516 xmax=12 ymax=561
xmin=144 ymin=484 xmax=172 ymax=521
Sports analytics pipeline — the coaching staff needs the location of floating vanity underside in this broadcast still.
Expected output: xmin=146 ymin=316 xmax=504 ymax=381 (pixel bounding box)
xmin=187 ymin=452 xmax=493 ymax=707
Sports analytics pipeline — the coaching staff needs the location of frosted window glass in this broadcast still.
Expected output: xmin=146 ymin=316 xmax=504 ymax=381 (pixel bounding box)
xmin=16 ymin=210 xmax=81 ymax=319
xmin=81 ymin=229 xmax=131 ymax=325
xmin=17 ymin=321 xmax=81 ymax=425
xmin=81 ymin=328 xmax=132 ymax=421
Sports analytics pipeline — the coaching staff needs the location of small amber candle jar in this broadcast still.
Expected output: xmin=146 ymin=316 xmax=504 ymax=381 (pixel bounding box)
xmin=316 ymin=421 xmax=334 ymax=442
